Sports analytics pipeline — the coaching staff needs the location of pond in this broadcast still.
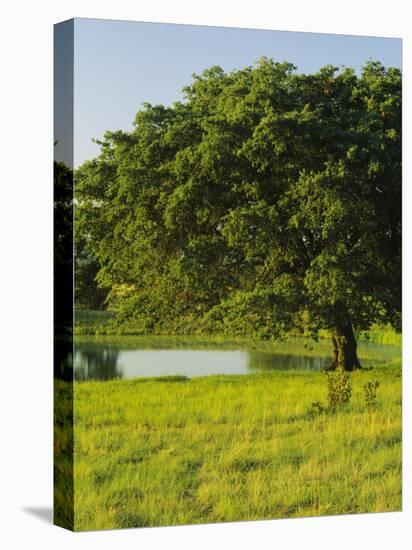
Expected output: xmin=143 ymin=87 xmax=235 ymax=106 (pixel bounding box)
xmin=71 ymin=336 xmax=401 ymax=380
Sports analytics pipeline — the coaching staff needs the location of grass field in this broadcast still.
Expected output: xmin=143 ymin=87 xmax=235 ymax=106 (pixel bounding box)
xmin=68 ymin=357 xmax=401 ymax=531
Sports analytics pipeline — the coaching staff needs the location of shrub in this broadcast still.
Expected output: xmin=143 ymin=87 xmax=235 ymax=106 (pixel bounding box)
xmin=307 ymin=400 xmax=326 ymax=417
xmin=326 ymin=367 xmax=352 ymax=410
xmin=363 ymin=381 xmax=380 ymax=410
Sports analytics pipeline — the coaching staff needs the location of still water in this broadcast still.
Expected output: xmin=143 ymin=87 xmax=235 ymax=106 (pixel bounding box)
xmin=73 ymin=337 xmax=400 ymax=380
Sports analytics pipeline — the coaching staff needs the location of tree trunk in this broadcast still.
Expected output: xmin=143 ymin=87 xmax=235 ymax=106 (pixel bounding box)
xmin=328 ymin=322 xmax=361 ymax=372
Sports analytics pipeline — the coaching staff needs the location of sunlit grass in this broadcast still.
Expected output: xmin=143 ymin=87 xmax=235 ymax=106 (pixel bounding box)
xmin=70 ymin=358 xmax=401 ymax=530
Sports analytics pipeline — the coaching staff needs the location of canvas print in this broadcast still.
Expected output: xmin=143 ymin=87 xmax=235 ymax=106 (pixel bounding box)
xmin=54 ymin=18 xmax=402 ymax=531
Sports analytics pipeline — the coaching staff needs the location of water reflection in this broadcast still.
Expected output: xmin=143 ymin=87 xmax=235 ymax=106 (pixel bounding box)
xmin=71 ymin=337 xmax=400 ymax=381
xmin=247 ymin=351 xmax=328 ymax=372
xmin=73 ymin=345 xmax=330 ymax=380
xmin=55 ymin=338 xmax=73 ymax=381
xmin=74 ymin=349 xmax=122 ymax=380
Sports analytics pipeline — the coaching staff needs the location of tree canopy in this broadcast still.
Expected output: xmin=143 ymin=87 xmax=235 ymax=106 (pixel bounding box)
xmin=75 ymin=59 xmax=401 ymax=370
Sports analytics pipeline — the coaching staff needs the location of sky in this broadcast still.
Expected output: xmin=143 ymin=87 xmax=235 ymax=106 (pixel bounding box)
xmin=55 ymin=18 xmax=402 ymax=167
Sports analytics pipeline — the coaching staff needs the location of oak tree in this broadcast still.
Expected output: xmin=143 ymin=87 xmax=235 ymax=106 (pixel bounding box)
xmin=76 ymin=59 xmax=401 ymax=370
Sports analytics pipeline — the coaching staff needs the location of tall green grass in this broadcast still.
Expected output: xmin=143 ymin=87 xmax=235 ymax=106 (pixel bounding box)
xmin=70 ymin=359 xmax=401 ymax=530
xmin=74 ymin=310 xmax=116 ymax=335
xmin=359 ymin=325 xmax=402 ymax=346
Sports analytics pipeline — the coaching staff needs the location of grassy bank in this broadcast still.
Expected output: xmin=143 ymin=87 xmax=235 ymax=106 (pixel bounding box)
xmin=71 ymin=359 xmax=401 ymax=530
xmin=75 ymin=310 xmax=117 ymax=335
xmin=75 ymin=309 xmax=401 ymax=347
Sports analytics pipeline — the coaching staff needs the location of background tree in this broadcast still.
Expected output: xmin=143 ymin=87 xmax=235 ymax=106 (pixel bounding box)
xmin=76 ymin=59 xmax=401 ymax=370
xmin=75 ymin=236 xmax=107 ymax=310
xmin=54 ymin=160 xmax=74 ymax=337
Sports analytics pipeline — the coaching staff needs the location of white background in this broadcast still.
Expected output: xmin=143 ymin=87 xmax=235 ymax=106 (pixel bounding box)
xmin=0 ymin=0 xmax=410 ymax=548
